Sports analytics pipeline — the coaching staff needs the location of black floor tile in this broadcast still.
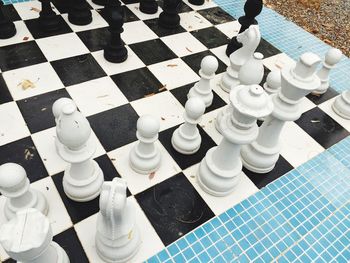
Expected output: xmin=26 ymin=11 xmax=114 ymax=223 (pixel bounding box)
xmin=53 ymin=227 xmax=89 ymax=263
xmin=135 ymin=173 xmax=215 ymax=246
xmin=182 ymin=50 xmax=227 ymax=75
xmin=110 ymin=67 xmax=164 ymax=101
xmin=144 ymin=18 xmax=187 ymax=37
xmin=16 ymin=88 xmax=71 ymax=133
xmin=0 ymin=74 xmax=13 ymax=104
xmin=159 ymin=125 xmax=217 ymax=170
xmin=87 ymin=103 xmax=139 ymax=151
xmin=306 ymin=88 xmax=339 ymax=105
xmin=0 ymin=136 xmax=49 ymax=183
xmin=243 ymin=155 xmax=294 ymax=189
xmin=2 ymin=4 xmax=21 ymax=22
xmin=170 ymin=82 xmax=226 ymax=113
xmin=257 ymin=38 xmax=281 ymax=59
xmin=51 ymin=54 xmax=107 ymax=86
xmin=52 ymin=172 xmax=100 ymax=224
xmin=197 ymin=7 xmax=235 ymax=25
xmin=129 ymin=38 xmax=177 ymax=65
xmin=295 ymin=107 xmax=350 ymax=149
xmin=77 ymin=27 xmax=110 ymax=52
xmin=191 ymin=26 xmax=230 ymax=49
xmin=0 ymin=41 xmax=47 ymax=71
xmin=24 ymin=16 xmax=72 ymax=39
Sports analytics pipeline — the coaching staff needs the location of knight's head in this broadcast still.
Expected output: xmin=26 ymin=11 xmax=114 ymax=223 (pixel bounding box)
xmin=237 ymin=25 xmax=260 ymax=46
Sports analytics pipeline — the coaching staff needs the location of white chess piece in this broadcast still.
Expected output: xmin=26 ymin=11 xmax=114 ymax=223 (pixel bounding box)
xmin=216 ymin=52 xmax=265 ymax=133
xmin=187 ymin=55 xmax=219 ymax=107
xmin=220 ymin=25 xmax=261 ymax=93
xmin=0 ymin=208 xmax=69 ymax=263
xmin=172 ymin=97 xmax=206 ymax=155
xmin=332 ymin=90 xmax=350 ymax=119
xmin=96 ymin=178 xmax=141 ymax=263
xmin=0 ymin=163 xmax=48 ymax=220
xmin=129 ymin=115 xmax=161 ymax=174
xmin=312 ymin=48 xmax=342 ymax=95
xmin=197 ymin=85 xmax=273 ymax=196
xmin=241 ymin=52 xmax=321 ymax=173
xmin=264 ymin=70 xmax=281 ymax=95
xmin=52 ymin=98 xmax=75 ymax=152
xmin=56 ymin=103 xmax=104 ymax=202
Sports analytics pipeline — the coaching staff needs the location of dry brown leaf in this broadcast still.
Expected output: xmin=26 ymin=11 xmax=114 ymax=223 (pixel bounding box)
xmin=18 ymin=79 xmax=36 ymax=90
xmin=186 ymin=47 xmax=193 ymax=53
xmin=167 ymin=64 xmax=178 ymax=67
xmin=144 ymin=92 xmax=156 ymax=98
xmin=23 ymin=36 xmax=29 ymax=41
xmin=30 ymin=7 xmax=41 ymax=12
xmin=149 ymin=172 xmax=156 ymax=180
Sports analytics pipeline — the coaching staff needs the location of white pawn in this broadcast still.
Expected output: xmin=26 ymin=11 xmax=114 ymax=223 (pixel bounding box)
xmin=187 ymin=55 xmax=219 ymax=107
xmin=0 ymin=208 xmax=69 ymax=263
xmin=172 ymin=97 xmax=206 ymax=155
xmin=264 ymin=70 xmax=281 ymax=95
xmin=56 ymin=103 xmax=104 ymax=202
xmin=312 ymin=48 xmax=342 ymax=95
xmin=129 ymin=115 xmax=161 ymax=174
xmin=332 ymin=90 xmax=350 ymax=119
xmin=52 ymin=98 xmax=75 ymax=152
xmin=0 ymin=163 xmax=48 ymax=220
xmin=96 ymin=178 xmax=141 ymax=263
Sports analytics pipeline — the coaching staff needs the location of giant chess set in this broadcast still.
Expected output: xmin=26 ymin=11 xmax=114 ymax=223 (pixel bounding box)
xmin=0 ymin=0 xmax=349 ymax=262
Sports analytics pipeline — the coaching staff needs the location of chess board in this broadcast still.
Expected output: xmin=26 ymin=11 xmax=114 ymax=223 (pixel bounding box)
xmin=0 ymin=0 xmax=349 ymax=262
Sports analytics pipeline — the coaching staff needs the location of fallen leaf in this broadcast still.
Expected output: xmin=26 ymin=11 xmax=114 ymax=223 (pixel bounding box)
xmin=158 ymin=85 xmax=167 ymax=92
xmin=24 ymin=148 xmax=34 ymax=160
xmin=128 ymin=230 xmax=133 ymax=239
xmin=41 ymin=107 xmax=47 ymax=111
xmin=149 ymin=171 xmax=156 ymax=180
xmin=23 ymin=36 xmax=29 ymax=41
xmin=144 ymin=92 xmax=156 ymax=97
xmin=167 ymin=64 xmax=178 ymax=67
xmin=161 ymin=117 xmax=165 ymax=120
xmin=186 ymin=47 xmax=193 ymax=53
xmin=30 ymin=7 xmax=41 ymax=12
xmin=18 ymin=79 xmax=36 ymax=90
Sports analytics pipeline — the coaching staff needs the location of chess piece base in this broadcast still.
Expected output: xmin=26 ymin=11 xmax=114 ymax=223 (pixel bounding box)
xmin=188 ymin=0 xmax=204 ymax=5
xmin=171 ymin=128 xmax=201 ymax=155
xmin=39 ymin=15 xmax=61 ymax=32
xmin=96 ymin=226 xmax=141 ymax=263
xmin=68 ymin=8 xmax=92 ymax=26
xmin=129 ymin=146 xmax=161 ymax=174
xmin=197 ymin=148 xmax=241 ymax=196
xmin=139 ymin=1 xmax=158 ymax=14
xmin=332 ymin=92 xmax=350 ymax=120
xmin=4 ymin=189 xmax=49 ymax=220
xmin=92 ymin=0 xmax=107 ymax=6
xmin=63 ymin=160 xmax=104 ymax=202
xmin=226 ymin=37 xmax=243 ymax=57
xmin=0 ymin=21 xmax=17 ymax=39
xmin=220 ymin=72 xmax=240 ymax=93
xmin=240 ymin=142 xmax=280 ymax=174
xmin=104 ymin=45 xmax=128 ymax=63
xmin=158 ymin=12 xmax=180 ymax=29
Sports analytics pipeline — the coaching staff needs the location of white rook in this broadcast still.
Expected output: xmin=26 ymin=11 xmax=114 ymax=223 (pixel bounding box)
xmin=241 ymin=52 xmax=321 ymax=173
xmin=197 ymin=84 xmax=273 ymax=196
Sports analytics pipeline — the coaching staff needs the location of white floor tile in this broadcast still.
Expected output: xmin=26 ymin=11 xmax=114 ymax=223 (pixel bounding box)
xmin=0 ymin=21 xmax=33 ymax=47
xmin=122 ymin=20 xmax=158 ymax=45
xmin=179 ymin=11 xmax=212 ymax=31
xmin=319 ymin=96 xmax=350 ymax=132
xmin=215 ymin=20 xmax=241 ymax=39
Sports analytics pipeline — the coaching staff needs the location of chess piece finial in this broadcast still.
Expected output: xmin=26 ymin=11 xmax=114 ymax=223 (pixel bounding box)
xmin=0 ymin=1 xmax=16 ymax=39
xmin=52 ymin=97 xmax=75 ymax=124
xmin=0 ymin=209 xmax=69 ymax=263
xmin=129 ymin=115 xmax=161 ymax=174
xmin=0 ymin=163 xmax=48 ymax=220
xmin=172 ymin=97 xmax=206 ymax=154
xmin=312 ymin=48 xmax=343 ymax=95
xmin=198 ymin=84 xmax=273 ymax=196
xmin=188 ymin=55 xmax=218 ymax=107
xmin=56 ymin=104 xmax=104 ymax=202
xmin=104 ymin=6 xmax=128 ymax=63
xmin=96 ymin=178 xmax=141 ymax=262
xmin=264 ymin=70 xmax=281 ymax=95
xmin=226 ymin=0 xmax=263 ymax=56
xmin=332 ymin=90 xmax=350 ymax=120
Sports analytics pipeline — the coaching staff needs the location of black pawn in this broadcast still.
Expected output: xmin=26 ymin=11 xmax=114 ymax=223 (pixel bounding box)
xmin=104 ymin=8 xmax=127 ymax=63
xmin=68 ymin=0 xmax=92 ymax=25
xmin=92 ymin=0 xmax=107 ymax=7
xmin=102 ymin=0 xmax=124 ymax=22
xmin=139 ymin=0 xmax=158 ymax=14
xmin=38 ymin=0 xmax=61 ymax=32
xmin=225 ymin=0 xmax=263 ymax=57
xmin=188 ymin=0 xmax=204 ymax=6
xmin=158 ymin=0 xmax=182 ymax=29
xmin=0 ymin=2 xmax=16 ymax=39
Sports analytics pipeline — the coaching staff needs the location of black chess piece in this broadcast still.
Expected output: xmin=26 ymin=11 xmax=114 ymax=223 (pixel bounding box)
xmin=0 ymin=1 xmax=16 ymax=39
xmin=139 ymin=0 xmax=158 ymax=14
xmin=188 ymin=0 xmax=204 ymax=6
xmin=38 ymin=0 xmax=61 ymax=32
xmin=102 ymin=0 xmax=124 ymax=22
xmin=92 ymin=0 xmax=107 ymax=7
xmin=225 ymin=0 xmax=263 ymax=56
xmin=68 ymin=0 xmax=92 ymax=25
xmin=104 ymin=7 xmax=127 ymax=63
xmin=158 ymin=0 xmax=182 ymax=29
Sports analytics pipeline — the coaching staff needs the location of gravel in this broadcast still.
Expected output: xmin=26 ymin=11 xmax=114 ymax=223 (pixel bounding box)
xmin=264 ymin=0 xmax=350 ymax=57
